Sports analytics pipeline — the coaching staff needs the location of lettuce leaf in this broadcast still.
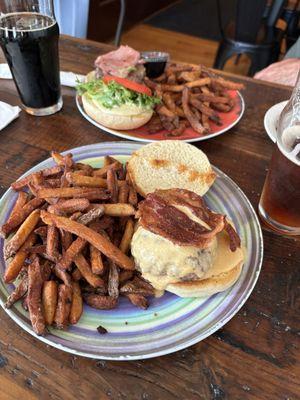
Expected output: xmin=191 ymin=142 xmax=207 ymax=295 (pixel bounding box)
xmin=76 ymin=78 xmax=160 ymax=110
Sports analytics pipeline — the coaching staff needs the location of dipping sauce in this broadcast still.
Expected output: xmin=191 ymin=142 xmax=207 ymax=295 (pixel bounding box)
xmin=141 ymin=51 xmax=169 ymax=79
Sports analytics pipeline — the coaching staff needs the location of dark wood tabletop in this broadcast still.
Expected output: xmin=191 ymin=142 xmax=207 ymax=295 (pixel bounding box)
xmin=0 ymin=35 xmax=299 ymax=400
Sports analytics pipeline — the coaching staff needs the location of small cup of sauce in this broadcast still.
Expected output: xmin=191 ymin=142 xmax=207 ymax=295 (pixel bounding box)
xmin=141 ymin=51 xmax=169 ymax=79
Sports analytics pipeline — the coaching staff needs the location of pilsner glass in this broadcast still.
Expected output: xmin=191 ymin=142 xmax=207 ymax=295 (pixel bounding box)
xmin=259 ymin=71 xmax=300 ymax=235
xmin=0 ymin=0 xmax=62 ymax=116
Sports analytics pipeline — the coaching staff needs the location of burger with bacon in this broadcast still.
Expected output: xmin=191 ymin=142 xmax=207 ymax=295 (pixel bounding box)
xmin=76 ymin=46 xmax=160 ymax=130
xmin=129 ymin=141 xmax=245 ymax=297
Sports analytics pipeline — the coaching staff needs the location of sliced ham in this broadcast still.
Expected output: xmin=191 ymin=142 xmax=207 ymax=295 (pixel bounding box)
xmin=95 ymin=45 xmax=141 ymax=77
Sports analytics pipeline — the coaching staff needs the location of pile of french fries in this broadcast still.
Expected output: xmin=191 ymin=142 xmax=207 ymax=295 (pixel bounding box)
xmin=1 ymin=151 xmax=154 ymax=336
xmin=144 ymin=64 xmax=244 ymax=136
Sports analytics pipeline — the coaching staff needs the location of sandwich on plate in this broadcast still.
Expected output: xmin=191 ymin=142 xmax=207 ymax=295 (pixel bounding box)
xmin=128 ymin=141 xmax=245 ymax=297
xmin=76 ymin=45 xmax=160 ymax=130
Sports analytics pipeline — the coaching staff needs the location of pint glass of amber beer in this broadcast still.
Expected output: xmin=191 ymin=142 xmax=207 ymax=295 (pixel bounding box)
xmin=259 ymin=74 xmax=300 ymax=235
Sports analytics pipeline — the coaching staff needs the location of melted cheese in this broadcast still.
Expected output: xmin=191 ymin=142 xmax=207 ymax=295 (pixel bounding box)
xmin=131 ymin=226 xmax=217 ymax=290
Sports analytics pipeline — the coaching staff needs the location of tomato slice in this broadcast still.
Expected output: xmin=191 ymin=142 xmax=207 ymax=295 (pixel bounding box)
xmin=103 ymin=75 xmax=152 ymax=96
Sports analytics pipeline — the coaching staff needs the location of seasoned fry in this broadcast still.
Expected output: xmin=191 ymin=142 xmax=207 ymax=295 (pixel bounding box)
xmin=57 ymin=237 xmax=87 ymax=270
xmin=72 ymin=268 xmax=82 ymax=281
xmin=5 ymin=274 xmax=28 ymax=308
xmin=69 ymin=281 xmax=83 ymax=324
xmin=27 ymin=257 xmax=46 ymax=335
xmin=74 ymin=253 xmax=104 ymax=288
xmin=108 ymin=261 xmax=119 ymax=298
xmin=83 ymin=294 xmax=118 ymax=309
xmin=128 ymin=186 xmax=138 ymax=207
xmin=90 ymin=203 xmax=135 ymax=217
xmin=41 ymin=211 xmax=135 ymax=270
xmin=90 ymin=244 xmax=105 ymax=275
xmin=182 ymin=87 xmax=206 ymax=135
xmin=0 ymin=198 xmax=44 ymax=237
xmin=107 ymin=168 xmax=118 ymax=203
xmin=92 ymin=161 xmax=122 ymax=177
xmin=42 ymin=281 xmax=58 ymax=325
xmin=48 ymin=198 xmax=90 ymax=214
xmin=37 ymin=187 xmax=111 ymax=201
xmin=126 ymin=293 xmax=148 ymax=309
xmin=60 ymin=229 xmax=73 ymax=252
xmin=4 ymin=233 xmax=36 ymax=283
xmin=211 ymin=77 xmax=244 ymax=91
xmin=11 ymin=165 xmax=62 ymax=191
xmin=54 ymin=284 xmax=73 ymax=330
xmin=34 ymin=226 xmax=48 ymax=241
xmin=66 ymin=172 xmax=107 ymax=188
xmin=77 ymin=207 xmax=104 ymax=225
xmin=10 ymin=192 xmax=28 ymax=219
xmin=118 ymin=182 xmax=129 ymax=203
xmin=119 ymin=219 xmax=134 ymax=254
xmin=119 ymin=270 xmax=134 ymax=284
xmin=185 ymin=77 xmax=211 ymax=88
xmin=74 ymin=162 xmax=94 ymax=176
xmin=53 ymin=265 xmax=72 ymax=287
xmin=46 ymin=226 xmax=59 ymax=261
xmin=4 ymin=209 xmax=40 ymax=259
xmin=161 ymin=83 xmax=185 ymax=92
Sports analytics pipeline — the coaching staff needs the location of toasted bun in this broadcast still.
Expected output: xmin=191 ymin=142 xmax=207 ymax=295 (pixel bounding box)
xmin=127 ymin=141 xmax=216 ymax=197
xmin=81 ymin=71 xmax=153 ymax=130
xmin=166 ymin=262 xmax=243 ymax=297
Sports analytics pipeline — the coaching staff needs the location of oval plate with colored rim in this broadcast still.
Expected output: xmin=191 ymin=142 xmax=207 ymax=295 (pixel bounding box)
xmin=0 ymin=142 xmax=263 ymax=360
xmin=76 ymin=91 xmax=245 ymax=143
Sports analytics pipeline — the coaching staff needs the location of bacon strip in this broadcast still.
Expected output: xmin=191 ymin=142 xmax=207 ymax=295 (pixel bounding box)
xmin=138 ymin=189 xmax=240 ymax=251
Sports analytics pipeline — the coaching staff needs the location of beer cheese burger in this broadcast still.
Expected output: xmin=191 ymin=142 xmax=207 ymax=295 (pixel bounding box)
xmin=76 ymin=46 xmax=160 ymax=130
xmin=129 ymin=141 xmax=245 ymax=297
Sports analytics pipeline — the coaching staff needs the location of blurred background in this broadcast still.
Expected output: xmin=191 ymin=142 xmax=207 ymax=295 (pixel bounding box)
xmin=54 ymin=0 xmax=299 ymax=78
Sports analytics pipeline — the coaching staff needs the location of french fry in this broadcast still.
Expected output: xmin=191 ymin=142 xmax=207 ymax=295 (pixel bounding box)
xmin=48 ymin=198 xmax=90 ymax=214
xmin=57 ymin=237 xmax=87 ymax=270
xmin=4 ymin=233 xmax=36 ymax=284
xmin=83 ymin=294 xmax=118 ymax=309
xmin=34 ymin=226 xmax=48 ymax=242
xmin=185 ymin=77 xmax=211 ymax=88
xmin=5 ymin=274 xmax=28 ymax=308
xmin=118 ymin=182 xmax=129 ymax=203
xmin=92 ymin=161 xmax=121 ymax=177
xmin=90 ymin=203 xmax=135 ymax=217
xmin=10 ymin=192 xmax=28 ymax=218
xmin=53 ymin=265 xmax=72 ymax=287
xmin=74 ymin=162 xmax=94 ymax=176
xmin=126 ymin=293 xmax=148 ymax=309
xmin=90 ymin=244 xmax=105 ymax=275
xmin=128 ymin=186 xmax=138 ymax=207
xmin=46 ymin=225 xmax=59 ymax=261
xmin=69 ymin=281 xmax=83 ymax=324
xmin=182 ymin=87 xmax=207 ymax=135
xmin=4 ymin=209 xmax=40 ymax=259
xmin=72 ymin=268 xmax=82 ymax=281
xmin=119 ymin=270 xmax=134 ymax=284
xmin=107 ymin=168 xmax=118 ymax=203
xmin=60 ymin=229 xmax=73 ymax=252
xmin=77 ymin=207 xmax=104 ymax=225
xmin=66 ymin=172 xmax=107 ymax=188
xmin=54 ymin=284 xmax=73 ymax=330
xmin=40 ymin=211 xmax=134 ymax=270
xmin=11 ymin=165 xmax=62 ymax=191
xmin=108 ymin=261 xmax=119 ymax=298
xmin=0 ymin=198 xmax=44 ymax=237
xmin=119 ymin=219 xmax=134 ymax=254
xmin=27 ymin=257 xmax=46 ymax=335
xmin=37 ymin=187 xmax=111 ymax=201
xmin=74 ymin=253 xmax=104 ymax=287
xmin=42 ymin=281 xmax=58 ymax=325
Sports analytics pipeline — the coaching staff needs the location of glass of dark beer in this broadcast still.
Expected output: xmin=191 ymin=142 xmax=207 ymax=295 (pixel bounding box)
xmin=259 ymin=72 xmax=300 ymax=235
xmin=0 ymin=0 xmax=62 ymax=116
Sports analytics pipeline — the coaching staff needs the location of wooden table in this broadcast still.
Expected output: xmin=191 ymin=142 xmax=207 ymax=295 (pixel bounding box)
xmin=0 ymin=36 xmax=299 ymax=400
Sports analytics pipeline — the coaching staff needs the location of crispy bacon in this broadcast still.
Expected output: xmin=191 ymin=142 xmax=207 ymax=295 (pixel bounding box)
xmin=138 ymin=189 xmax=240 ymax=251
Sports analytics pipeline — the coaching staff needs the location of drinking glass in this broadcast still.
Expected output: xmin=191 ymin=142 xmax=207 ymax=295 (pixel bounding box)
xmin=259 ymin=71 xmax=300 ymax=235
xmin=0 ymin=0 xmax=62 ymax=116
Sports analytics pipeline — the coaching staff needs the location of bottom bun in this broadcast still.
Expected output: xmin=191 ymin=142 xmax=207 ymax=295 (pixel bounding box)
xmin=166 ymin=262 xmax=243 ymax=298
xmin=82 ymin=93 xmax=153 ymax=130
